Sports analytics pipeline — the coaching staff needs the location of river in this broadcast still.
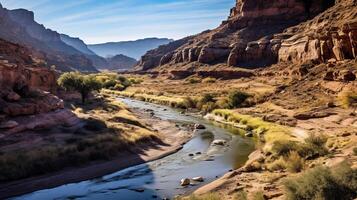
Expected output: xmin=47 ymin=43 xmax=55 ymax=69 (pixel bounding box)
xmin=14 ymin=98 xmax=255 ymax=200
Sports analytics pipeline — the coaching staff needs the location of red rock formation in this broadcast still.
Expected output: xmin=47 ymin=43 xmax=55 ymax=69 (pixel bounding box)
xmin=136 ymin=0 xmax=356 ymax=72
xmin=0 ymin=39 xmax=63 ymax=118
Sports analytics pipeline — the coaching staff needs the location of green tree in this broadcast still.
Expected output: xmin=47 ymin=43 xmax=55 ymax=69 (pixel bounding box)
xmin=58 ymin=72 xmax=101 ymax=103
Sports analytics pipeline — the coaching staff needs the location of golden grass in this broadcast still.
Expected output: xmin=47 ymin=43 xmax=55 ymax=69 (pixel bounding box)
xmin=212 ymin=109 xmax=293 ymax=144
xmin=103 ymin=89 xmax=185 ymax=107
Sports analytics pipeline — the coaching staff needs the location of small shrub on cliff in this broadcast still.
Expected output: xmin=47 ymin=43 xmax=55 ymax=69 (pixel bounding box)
xmin=58 ymin=72 xmax=102 ymax=103
xmin=186 ymin=77 xmax=202 ymax=84
xmin=228 ymin=90 xmax=250 ymax=108
xmin=338 ymin=91 xmax=357 ymax=109
xmin=283 ymin=162 xmax=357 ymax=200
xmin=202 ymin=77 xmax=217 ymax=83
xmin=285 ymin=151 xmax=304 ymax=173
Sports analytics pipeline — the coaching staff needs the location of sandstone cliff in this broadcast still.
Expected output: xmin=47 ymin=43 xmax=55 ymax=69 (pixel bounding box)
xmin=136 ymin=0 xmax=356 ymax=72
xmin=0 ymin=39 xmax=62 ymax=118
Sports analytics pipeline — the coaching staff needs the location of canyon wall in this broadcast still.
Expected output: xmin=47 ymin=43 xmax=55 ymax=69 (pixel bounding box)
xmin=136 ymin=0 xmax=356 ymax=71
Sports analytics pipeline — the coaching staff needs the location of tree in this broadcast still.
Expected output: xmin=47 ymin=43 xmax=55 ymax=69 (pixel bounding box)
xmin=58 ymin=72 xmax=101 ymax=103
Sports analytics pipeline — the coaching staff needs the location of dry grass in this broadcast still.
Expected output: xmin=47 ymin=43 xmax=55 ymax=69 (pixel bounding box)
xmin=0 ymin=96 xmax=160 ymax=182
xmin=212 ymin=109 xmax=293 ymax=144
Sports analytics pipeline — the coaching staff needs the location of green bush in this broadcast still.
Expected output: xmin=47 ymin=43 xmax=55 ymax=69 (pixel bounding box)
xmin=283 ymin=162 xmax=357 ymax=200
xmin=113 ymin=83 xmax=125 ymax=91
xmin=58 ymin=72 xmax=102 ymax=103
xmin=271 ymin=134 xmax=328 ymax=159
xmin=228 ymin=90 xmax=250 ymax=108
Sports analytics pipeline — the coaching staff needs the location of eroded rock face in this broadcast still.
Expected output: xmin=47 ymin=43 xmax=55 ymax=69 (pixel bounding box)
xmin=136 ymin=0 xmax=356 ymax=72
xmin=0 ymin=39 xmax=61 ymax=117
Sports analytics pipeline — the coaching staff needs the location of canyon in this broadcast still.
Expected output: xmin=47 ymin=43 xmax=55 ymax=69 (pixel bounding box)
xmin=0 ymin=0 xmax=356 ymax=199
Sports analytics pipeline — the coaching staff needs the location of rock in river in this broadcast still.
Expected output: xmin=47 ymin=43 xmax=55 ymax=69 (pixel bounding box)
xmin=192 ymin=176 xmax=204 ymax=182
xmin=194 ymin=123 xmax=206 ymax=129
xmin=212 ymin=139 xmax=226 ymax=146
xmin=180 ymin=178 xmax=190 ymax=186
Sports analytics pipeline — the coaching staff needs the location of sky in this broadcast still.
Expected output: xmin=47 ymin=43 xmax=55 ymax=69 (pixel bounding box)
xmin=0 ymin=0 xmax=234 ymax=44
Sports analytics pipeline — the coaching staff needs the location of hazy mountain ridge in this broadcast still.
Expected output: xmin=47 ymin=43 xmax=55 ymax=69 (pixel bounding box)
xmin=88 ymin=38 xmax=174 ymax=60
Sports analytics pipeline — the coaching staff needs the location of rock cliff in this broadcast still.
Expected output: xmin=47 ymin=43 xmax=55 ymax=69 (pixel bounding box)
xmin=0 ymin=39 xmax=62 ymax=118
xmin=136 ymin=0 xmax=356 ymax=72
xmin=0 ymin=4 xmax=97 ymax=72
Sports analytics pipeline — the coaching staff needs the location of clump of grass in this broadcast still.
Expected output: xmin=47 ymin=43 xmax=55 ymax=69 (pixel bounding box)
xmin=235 ymin=191 xmax=248 ymax=200
xmin=285 ymin=151 xmax=304 ymax=173
xmin=267 ymin=157 xmax=286 ymax=171
xmin=271 ymin=134 xmax=328 ymax=159
xmin=186 ymin=77 xmax=202 ymax=84
xmin=283 ymin=162 xmax=357 ymax=200
xmin=202 ymin=77 xmax=217 ymax=83
xmin=212 ymin=109 xmax=292 ymax=144
xmin=228 ymin=90 xmax=251 ymax=108
xmin=338 ymin=91 xmax=357 ymax=109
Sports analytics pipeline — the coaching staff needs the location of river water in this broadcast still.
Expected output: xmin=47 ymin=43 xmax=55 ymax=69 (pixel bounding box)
xmin=14 ymin=98 xmax=255 ymax=200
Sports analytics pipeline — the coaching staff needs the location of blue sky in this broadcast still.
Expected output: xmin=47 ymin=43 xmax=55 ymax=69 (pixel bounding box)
xmin=0 ymin=0 xmax=234 ymax=44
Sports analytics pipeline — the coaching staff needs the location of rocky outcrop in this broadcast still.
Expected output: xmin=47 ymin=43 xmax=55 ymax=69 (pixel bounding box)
xmin=135 ymin=0 xmax=356 ymax=72
xmin=0 ymin=39 xmax=62 ymax=118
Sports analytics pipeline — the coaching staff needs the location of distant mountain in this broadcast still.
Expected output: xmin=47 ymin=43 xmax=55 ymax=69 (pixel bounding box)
xmin=88 ymin=38 xmax=174 ymax=60
xmin=60 ymin=34 xmax=96 ymax=55
xmin=0 ymin=4 xmax=97 ymax=72
xmin=104 ymin=54 xmax=137 ymax=71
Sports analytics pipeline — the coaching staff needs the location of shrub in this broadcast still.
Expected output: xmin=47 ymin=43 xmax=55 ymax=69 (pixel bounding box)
xmin=102 ymin=79 xmax=117 ymax=89
xmin=201 ymin=93 xmax=215 ymax=104
xmin=178 ymin=97 xmax=197 ymax=109
xmin=271 ymin=134 xmax=328 ymax=159
xmin=202 ymin=77 xmax=217 ymax=83
xmin=201 ymin=102 xmax=217 ymax=113
xmin=215 ymin=98 xmax=230 ymax=109
xmin=267 ymin=157 xmax=286 ymax=171
xmin=228 ymin=90 xmax=250 ymax=108
xmin=187 ymin=77 xmax=202 ymax=84
xmin=300 ymin=134 xmax=328 ymax=159
xmin=113 ymin=83 xmax=125 ymax=91
xmin=283 ymin=162 xmax=357 ymax=200
xmin=353 ymin=147 xmax=357 ymax=156
xmin=338 ymin=91 xmax=357 ymax=109
xmin=129 ymin=77 xmax=143 ymax=84
xmin=285 ymin=151 xmax=304 ymax=173
xmin=271 ymin=140 xmax=299 ymax=157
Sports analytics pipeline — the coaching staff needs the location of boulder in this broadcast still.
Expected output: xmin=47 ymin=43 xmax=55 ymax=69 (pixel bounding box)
xmin=0 ymin=120 xmax=18 ymax=129
xmin=212 ymin=139 xmax=227 ymax=146
xmin=180 ymin=178 xmax=190 ymax=186
xmin=194 ymin=123 xmax=206 ymax=129
xmin=192 ymin=176 xmax=204 ymax=182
